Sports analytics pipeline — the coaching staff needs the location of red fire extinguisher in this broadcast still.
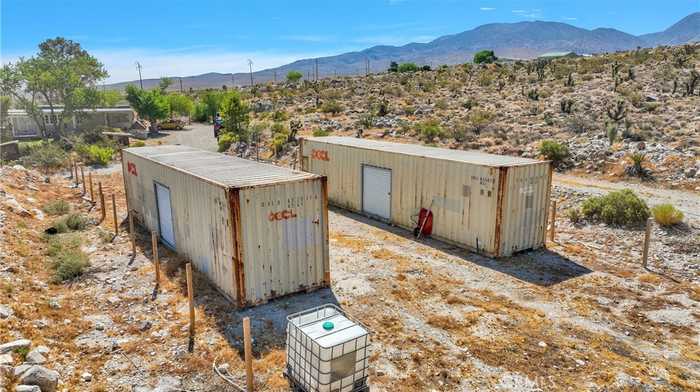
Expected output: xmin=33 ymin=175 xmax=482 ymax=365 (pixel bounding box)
xmin=414 ymin=207 xmax=433 ymax=238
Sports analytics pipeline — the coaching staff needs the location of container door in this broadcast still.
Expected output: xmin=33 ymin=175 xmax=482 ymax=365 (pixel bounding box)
xmin=362 ymin=165 xmax=391 ymax=220
xmin=154 ymin=182 xmax=176 ymax=248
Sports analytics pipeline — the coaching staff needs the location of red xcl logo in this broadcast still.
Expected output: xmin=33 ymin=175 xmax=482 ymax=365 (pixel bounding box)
xmin=268 ymin=209 xmax=297 ymax=221
xmin=127 ymin=162 xmax=138 ymax=176
xmin=311 ymin=149 xmax=329 ymax=161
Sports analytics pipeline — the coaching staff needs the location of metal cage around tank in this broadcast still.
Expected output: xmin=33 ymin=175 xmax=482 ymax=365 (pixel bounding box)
xmin=286 ymin=304 xmax=370 ymax=392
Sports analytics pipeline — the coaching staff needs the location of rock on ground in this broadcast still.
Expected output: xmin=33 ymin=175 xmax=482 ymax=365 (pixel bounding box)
xmin=0 ymin=339 xmax=31 ymax=354
xmin=17 ymin=365 xmax=59 ymax=392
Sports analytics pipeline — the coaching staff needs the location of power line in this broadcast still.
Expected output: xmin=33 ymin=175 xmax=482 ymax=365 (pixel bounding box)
xmin=247 ymin=59 xmax=254 ymax=87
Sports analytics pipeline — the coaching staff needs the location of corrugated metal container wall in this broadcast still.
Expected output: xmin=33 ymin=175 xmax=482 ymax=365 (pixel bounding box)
xmin=122 ymin=145 xmax=330 ymax=306
xmin=238 ymin=179 xmax=329 ymax=304
xmin=122 ymin=150 xmax=237 ymax=302
xmin=300 ymin=137 xmax=551 ymax=257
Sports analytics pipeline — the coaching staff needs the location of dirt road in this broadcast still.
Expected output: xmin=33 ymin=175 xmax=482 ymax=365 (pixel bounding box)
xmin=157 ymin=122 xmax=217 ymax=152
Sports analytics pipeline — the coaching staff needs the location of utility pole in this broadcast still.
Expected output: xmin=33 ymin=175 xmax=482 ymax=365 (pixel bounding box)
xmin=179 ymin=78 xmax=183 ymax=93
xmin=366 ymin=58 xmax=370 ymax=76
xmin=247 ymin=59 xmax=254 ymax=87
xmin=136 ymin=62 xmax=143 ymax=89
xmin=315 ymin=58 xmax=319 ymax=82
xmin=231 ymin=74 xmax=235 ymax=88
xmin=274 ymin=70 xmax=277 ymax=83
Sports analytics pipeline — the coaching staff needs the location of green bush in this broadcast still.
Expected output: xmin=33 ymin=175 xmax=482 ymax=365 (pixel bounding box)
xmin=581 ymin=189 xmax=650 ymax=226
xmin=538 ymin=140 xmax=570 ymax=167
xmin=415 ymin=119 xmax=444 ymax=142
xmin=52 ymin=213 xmax=88 ymax=233
xmin=46 ymin=234 xmax=88 ymax=282
xmin=192 ymin=102 xmax=209 ymax=122
xmin=42 ymin=200 xmax=70 ymax=216
xmin=320 ymin=100 xmax=344 ymax=115
xmin=76 ymin=144 xmax=114 ymax=166
xmin=651 ymin=204 xmax=683 ymax=227
xmin=52 ymin=249 xmax=89 ymax=282
xmin=312 ymin=129 xmax=330 ymax=137
xmin=271 ymin=132 xmax=289 ymax=156
xmin=131 ymin=141 xmax=146 ymax=147
xmin=398 ymin=63 xmax=419 ymax=73
xmin=217 ymin=132 xmax=237 ymax=152
xmin=19 ymin=142 xmax=67 ymax=171
xmin=566 ymin=208 xmax=582 ymax=224
xmin=474 ymin=50 xmax=497 ymax=64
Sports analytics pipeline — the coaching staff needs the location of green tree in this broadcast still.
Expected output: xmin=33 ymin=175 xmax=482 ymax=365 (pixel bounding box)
xmin=398 ymin=63 xmax=419 ymax=73
xmin=0 ymin=37 xmax=108 ymax=139
xmin=219 ymin=91 xmax=249 ymax=138
xmin=473 ymin=50 xmax=497 ymax=64
xmin=202 ymin=91 xmax=224 ymax=122
xmin=159 ymin=77 xmax=173 ymax=92
xmin=99 ymin=90 xmax=121 ymax=107
xmin=167 ymin=94 xmax=194 ymax=117
xmin=0 ymin=96 xmax=10 ymax=134
xmin=388 ymin=61 xmax=399 ymax=73
xmin=286 ymin=70 xmax=303 ymax=83
xmin=125 ymin=85 xmax=170 ymax=130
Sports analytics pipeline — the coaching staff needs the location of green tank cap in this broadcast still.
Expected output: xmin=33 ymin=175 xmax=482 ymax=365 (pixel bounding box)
xmin=322 ymin=321 xmax=334 ymax=331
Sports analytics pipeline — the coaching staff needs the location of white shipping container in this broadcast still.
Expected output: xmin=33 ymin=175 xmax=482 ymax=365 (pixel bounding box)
xmin=122 ymin=145 xmax=330 ymax=306
xmin=300 ymin=137 xmax=552 ymax=257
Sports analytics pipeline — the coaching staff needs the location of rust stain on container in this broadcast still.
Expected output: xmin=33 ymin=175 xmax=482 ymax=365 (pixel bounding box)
xmin=493 ymin=166 xmax=508 ymax=257
xmin=228 ymin=188 xmax=246 ymax=306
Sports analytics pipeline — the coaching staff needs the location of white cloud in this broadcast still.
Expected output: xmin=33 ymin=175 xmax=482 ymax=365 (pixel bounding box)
xmin=512 ymin=8 xmax=543 ymax=19
xmin=281 ymin=35 xmax=333 ymax=43
xmin=562 ymin=17 xmax=577 ymax=21
xmin=512 ymin=9 xmax=526 ymax=13
xmin=480 ymin=7 xmax=496 ymax=11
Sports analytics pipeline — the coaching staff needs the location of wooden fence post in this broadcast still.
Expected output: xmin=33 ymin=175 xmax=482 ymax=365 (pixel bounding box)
xmin=99 ymin=182 xmax=106 ymax=222
xmin=69 ymin=159 xmax=74 ymax=179
xmin=80 ymin=166 xmax=86 ymax=195
xmin=89 ymin=172 xmax=95 ymax=202
xmin=111 ymin=193 xmax=118 ymax=235
xmin=129 ymin=212 xmax=136 ymax=254
xmin=642 ymin=217 xmax=652 ymax=269
xmin=549 ymin=200 xmax=557 ymax=243
xmin=186 ymin=263 xmax=195 ymax=352
xmin=152 ymin=231 xmax=160 ymax=286
xmin=74 ymin=161 xmax=79 ymax=186
xmin=243 ymin=317 xmax=254 ymax=392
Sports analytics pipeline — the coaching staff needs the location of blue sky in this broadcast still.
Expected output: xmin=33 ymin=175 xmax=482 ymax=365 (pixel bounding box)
xmin=2 ymin=0 xmax=697 ymax=83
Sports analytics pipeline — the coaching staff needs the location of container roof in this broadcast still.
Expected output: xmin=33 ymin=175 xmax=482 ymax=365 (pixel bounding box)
xmin=305 ymin=136 xmax=545 ymax=167
xmin=124 ymin=145 xmax=319 ymax=188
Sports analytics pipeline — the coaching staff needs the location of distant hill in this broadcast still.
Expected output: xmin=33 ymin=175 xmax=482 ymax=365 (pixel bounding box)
xmin=106 ymin=12 xmax=700 ymax=91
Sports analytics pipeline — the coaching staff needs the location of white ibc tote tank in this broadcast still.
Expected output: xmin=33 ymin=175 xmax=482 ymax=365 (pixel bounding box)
xmin=285 ymin=304 xmax=370 ymax=392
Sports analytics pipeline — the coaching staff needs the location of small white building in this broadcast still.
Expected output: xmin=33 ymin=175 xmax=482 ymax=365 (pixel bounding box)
xmin=6 ymin=107 xmax=136 ymax=138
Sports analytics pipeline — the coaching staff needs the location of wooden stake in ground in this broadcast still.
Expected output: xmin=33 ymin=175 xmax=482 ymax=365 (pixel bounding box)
xmin=243 ymin=317 xmax=254 ymax=392
xmin=88 ymin=172 xmax=95 ymax=202
xmin=186 ymin=262 xmax=195 ymax=352
xmin=80 ymin=166 xmax=86 ymax=195
xmin=129 ymin=212 xmax=136 ymax=255
xmin=549 ymin=200 xmax=557 ymax=243
xmin=111 ymin=193 xmax=118 ymax=235
xmin=642 ymin=217 xmax=652 ymax=269
xmin=99 ymin=182 xmax=106 ymax=222
xmin=151 ymin=231 xmax=160 ymax=287
xmin=74 ymin=161 xmax=79 ymax=186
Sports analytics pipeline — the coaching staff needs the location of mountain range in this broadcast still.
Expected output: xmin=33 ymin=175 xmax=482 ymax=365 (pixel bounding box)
xmin=107 ymin=12 xmax=700 ymax=91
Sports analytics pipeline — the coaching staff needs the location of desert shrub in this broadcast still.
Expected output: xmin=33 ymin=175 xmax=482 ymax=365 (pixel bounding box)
xmin=566 ymin=208 xmax=582 ymax=224
xmin=538 ymin=140 xmax=569 ymax=167
xmin=19 ymin=142 xmax=67 ymax=171
xmin=651 ymin=204 xmax=683 ymax=227
xmin=581 ymin=189 xmax=649 ymax=226
xmin=312 ymin=128 xmax=330 ymax=137
xmin=320 ymin=100 xmax=343 ymax=115
xmin=271 ymin=132 xmax=289 ymax=156
xmin=566 ymin=115 xmax=592 ymax=134
xmin=468 ymin=109 xmax=494 ymax=134
xmin=131 ymin=141 xmax=146 ymax=147
xmin=42 ymin=199 xmax=70 ymax=216
xmin=53 ymin=213 xmax=89 ymax=232
xmin=76 ymin=144 xmax=114 ymax=166
xmin=435 ymin=99 xmax=448 ymax=110
xmin=271 ymin=110 xmax=289 ymax=122
xmin=46 ymin=234 xmax=88 ymax=282
xmin=217 ymin=132 xmax=237 ymax=152
xmin=398 ymin=63 xmax=419 ymax=73
xmin=625 ymin=152 xmax=650 ymax=178
xmin=192 ymin=102 xmax=209 ymax=122
xmin=473 ymin=50 xmax=497 ymax=64
xmin=415 ymin=119 xmax=444 ymax=142
xmin=403 ymin=105 xmax=416 ymax=115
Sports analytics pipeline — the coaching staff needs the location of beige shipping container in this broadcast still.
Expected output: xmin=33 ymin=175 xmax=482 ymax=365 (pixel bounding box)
xmin=122 ymin=145 xmax=330 ymax=306
xmin=300 ymin=137 xmax=552 ymax=257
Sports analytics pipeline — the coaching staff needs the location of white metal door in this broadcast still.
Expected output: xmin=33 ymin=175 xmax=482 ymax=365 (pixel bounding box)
xmin=362 ymin=165 xmax=391 ymax=220
xmin=155 ymin=182 xmax=176 ymax=248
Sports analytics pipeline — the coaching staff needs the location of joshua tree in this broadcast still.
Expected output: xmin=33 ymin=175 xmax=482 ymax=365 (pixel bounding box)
xmin=627 ymin=67 xmax=636 ymax=81
xmin=684 ymin=70 xmax=699 ymax=96
xmin=564 ymin=73 xmax=575 ymax=87
xmin=611 ymin=61 xmax=622 ymax=78
xmin=606 ymin=99 xmax=627 ymax=122
xmin=526 ymin=88 xmax=539 ymax=101
xmin=560 ymin=98 xmax=574 ymax=114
